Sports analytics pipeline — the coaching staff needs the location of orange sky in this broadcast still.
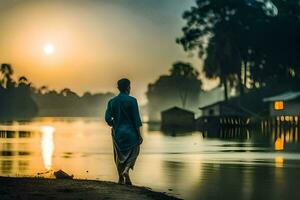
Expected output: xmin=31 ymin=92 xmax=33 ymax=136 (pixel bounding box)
xmin=0 ymin=0 xmax=217 ymax=104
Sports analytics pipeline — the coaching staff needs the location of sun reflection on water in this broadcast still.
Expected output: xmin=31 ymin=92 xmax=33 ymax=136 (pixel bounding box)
xmin=41 ymin=126 xmax=55 ymax=170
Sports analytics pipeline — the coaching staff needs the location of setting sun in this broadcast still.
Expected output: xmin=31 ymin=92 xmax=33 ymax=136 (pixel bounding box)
xmin=43 ymin=43 xmax=55 ymax=55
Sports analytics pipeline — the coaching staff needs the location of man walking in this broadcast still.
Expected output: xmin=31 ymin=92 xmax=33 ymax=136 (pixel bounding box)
xmin=105 ymin=78 xmax=143 ymax=185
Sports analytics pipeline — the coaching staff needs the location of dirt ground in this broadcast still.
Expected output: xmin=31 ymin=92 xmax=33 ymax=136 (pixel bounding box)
xmin=0 ymin=177 xmax=179 ymax=200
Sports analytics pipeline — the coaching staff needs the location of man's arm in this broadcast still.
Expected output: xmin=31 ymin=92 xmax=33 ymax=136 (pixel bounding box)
xmin=105 ymin=100 xmax=113 ymax=126
xmin=132 ymin=99 xmax=142 ymax=129
xmin=132 ymin=99 xmax=143 ymax=142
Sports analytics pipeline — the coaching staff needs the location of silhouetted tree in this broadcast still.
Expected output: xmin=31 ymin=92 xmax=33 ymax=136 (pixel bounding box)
xmin=0 ymin=64 xmax=37 ymax=119
xmin=0 ymin=63 xmax=14 ymax=89
xmin=18 ymin=76 xmax=28 ymax=84
xmin=170 ymin=62 xmax=202 ymax=107
xmin=83 ymin=92 xmax=92 ymax=98
xmin=177 ymin=0 xmax=300 ymax=99
xmin=147 ymin=62 xmax=202 ymax=121
xmin=204 ymin=34 xmax=241 ymax=100
xmin=38 ymin=86 xmax=49 ymax=95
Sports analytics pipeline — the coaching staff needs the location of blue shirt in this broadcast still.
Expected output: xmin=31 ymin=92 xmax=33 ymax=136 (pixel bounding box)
xmin=105 ymin=92 xmax=143 ymax=151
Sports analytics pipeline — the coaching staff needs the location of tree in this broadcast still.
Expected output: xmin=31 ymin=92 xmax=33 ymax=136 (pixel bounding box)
xmin=170 ymin=62 xmax=202 ymax=107
xmin=0 ymin=64 xmax=38 ymax=119
xmin=18 ymin=76 xmax=28 ymax=85
xmin=38 ymin=86 xmax=49 ymax=95
xmin=146 ymin=62 xmax=202 ymax=121
xmin=60 ymin=88 xmax=78 ymax=98
xmin=177 ymin=0 xmax=259 ymax=99
xmin=176 ymin=0 xmax=300 ymax=99
xmin=253 ymin=0 xmax=300 ymax=90
xmin=0 ymin=63 xmax=14 ymax=88
xmin=204 ymin=32 xmax=242 ymax=100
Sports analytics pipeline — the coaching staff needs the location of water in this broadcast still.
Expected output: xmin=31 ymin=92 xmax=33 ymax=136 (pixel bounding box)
xmin=1 ymin=118 xmax=300 ymax=200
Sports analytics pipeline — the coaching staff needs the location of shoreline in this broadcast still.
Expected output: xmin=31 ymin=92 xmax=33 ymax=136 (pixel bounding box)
xmin=0 ymin=177 xmax=179 ymax=200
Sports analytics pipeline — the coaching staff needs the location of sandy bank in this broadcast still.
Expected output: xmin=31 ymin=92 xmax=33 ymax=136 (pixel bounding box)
xmin=0 ymin=177 xmax=179 ymax=200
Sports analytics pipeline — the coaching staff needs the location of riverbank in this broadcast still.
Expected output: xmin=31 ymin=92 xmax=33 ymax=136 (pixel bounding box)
xmin=0 ymin=177 xmax=179 ymax=200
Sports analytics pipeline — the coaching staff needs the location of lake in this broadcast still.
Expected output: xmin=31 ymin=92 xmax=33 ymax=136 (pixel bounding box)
xmin=1 ymin=117 xmax=300 ymax=200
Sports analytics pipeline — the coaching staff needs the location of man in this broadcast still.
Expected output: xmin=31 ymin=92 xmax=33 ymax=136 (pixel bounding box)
xmin=105 ymin=78 xmax=143 ymax=185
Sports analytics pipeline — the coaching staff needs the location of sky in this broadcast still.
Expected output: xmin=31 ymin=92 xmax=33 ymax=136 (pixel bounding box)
xmin=0 ymin=0 xmax=217 ymax=104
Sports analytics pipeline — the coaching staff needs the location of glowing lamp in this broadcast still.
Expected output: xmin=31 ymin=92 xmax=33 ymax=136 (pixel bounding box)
xmin=274 ymin=101 xmax=284 ymax=110
xmin=285 ymin=116 xmax=289 ymax=121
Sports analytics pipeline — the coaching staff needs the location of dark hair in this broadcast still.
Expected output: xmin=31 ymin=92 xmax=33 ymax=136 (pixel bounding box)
xmin=117 ymin=78 xmax=130 ymax=92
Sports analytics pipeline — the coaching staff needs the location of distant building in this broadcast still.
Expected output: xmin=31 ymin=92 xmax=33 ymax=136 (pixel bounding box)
xmin=161 ymin=107 xmax=195 ymax=130
xmin=196 ymin=101 xmax=251 ymax=130
xmin=199 ymin=101 xmax=249 ymax=117
xmin=263 ymin=91 xmax=300 ymax=116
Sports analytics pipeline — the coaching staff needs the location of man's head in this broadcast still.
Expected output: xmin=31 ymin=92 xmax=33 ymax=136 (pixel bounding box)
xmin=117 ymin=78 xmax=131 ymax=94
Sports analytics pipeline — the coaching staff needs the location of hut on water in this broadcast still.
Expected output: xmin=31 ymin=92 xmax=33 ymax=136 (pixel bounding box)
xmin=196 ymin=101 xmax=251 ymax=130
xmin=161 ymin=107 xmax=195 ymax=130
xmin=263 ymin=91 xmax=300 ymax=116
xmin=199 ymin=101 xmax=250 ymax=117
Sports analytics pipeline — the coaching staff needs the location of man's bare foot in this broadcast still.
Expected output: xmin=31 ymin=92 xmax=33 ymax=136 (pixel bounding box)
xmin=118 ymin=175 xmax=124 ymax=184
xmin=123 ymin=172 xmax=132 ymax=185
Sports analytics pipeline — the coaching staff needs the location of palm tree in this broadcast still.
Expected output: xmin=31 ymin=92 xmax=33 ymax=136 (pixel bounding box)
xmin=0 ymin=63 xmax=14 ymax=88
xmin=39 ymin=86 xmax=49 ymax=95
xmin=60 ymin=88 xmax=78 ymax=98
xmin=18 ymin=76 xmax=28 ymax=84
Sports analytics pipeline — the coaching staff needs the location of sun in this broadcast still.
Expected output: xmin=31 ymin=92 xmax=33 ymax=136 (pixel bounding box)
xmin=43 ymin=43 xmax=55 ymax=55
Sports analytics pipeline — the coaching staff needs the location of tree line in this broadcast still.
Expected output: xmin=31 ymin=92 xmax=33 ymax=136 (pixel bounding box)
xmin=0 ymin=64 xmax=113 ymax=120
